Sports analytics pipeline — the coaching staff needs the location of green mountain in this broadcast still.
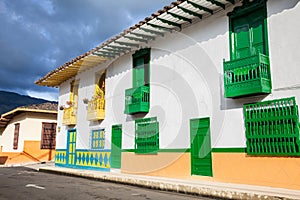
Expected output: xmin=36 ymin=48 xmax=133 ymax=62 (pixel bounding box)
xmin=0 ymin=90 xmax=56 ymax=115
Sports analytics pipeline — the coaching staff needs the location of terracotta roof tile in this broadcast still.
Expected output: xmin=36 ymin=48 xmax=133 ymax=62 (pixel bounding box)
xmin=20 ymin=102 xmax=58 ymax=111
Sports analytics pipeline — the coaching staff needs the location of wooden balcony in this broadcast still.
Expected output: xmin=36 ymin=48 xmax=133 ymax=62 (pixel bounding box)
xmin=62 ymin=106 xmax=77 ymax=125
xmin=87 ymin=98 xmax=105 ymax=121
xmin=124 ymin=85 xmax=149 ymax=114
xmin=223 ymin=53 xmax=272 ymax=98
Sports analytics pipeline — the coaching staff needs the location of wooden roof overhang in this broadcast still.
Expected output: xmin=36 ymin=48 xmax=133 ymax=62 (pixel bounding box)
xmin=35 ymin=0 xmax=240 ymax=87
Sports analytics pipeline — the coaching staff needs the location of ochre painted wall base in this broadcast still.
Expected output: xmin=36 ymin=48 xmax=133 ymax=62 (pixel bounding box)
xmin=0 ymin=141 xmax=55 ymax=165
xmin=121 ymin=152 xmax=300 ymax=190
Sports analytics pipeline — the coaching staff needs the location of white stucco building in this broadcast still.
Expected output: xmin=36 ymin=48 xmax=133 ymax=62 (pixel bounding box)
xmin=36 ymin=0 xmax=300 ymax=190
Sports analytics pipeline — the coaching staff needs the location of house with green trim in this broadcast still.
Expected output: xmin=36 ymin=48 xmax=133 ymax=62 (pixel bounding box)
xmin=36 ymin=0 xmax=300 ymax=190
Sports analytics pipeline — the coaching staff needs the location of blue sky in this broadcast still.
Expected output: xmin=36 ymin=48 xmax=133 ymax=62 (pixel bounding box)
xmin=0 ymin=0 xmax=173 ymax=101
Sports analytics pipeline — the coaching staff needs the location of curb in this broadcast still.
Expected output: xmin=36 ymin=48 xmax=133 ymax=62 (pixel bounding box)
xmin=38 ymin=167 xmax=298 ymax=200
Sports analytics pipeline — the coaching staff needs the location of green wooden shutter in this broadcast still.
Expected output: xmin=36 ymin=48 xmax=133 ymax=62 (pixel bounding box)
xmin=190 ymin=117 xmax=212 ymax=177
xmin=133 ymin=57 xmax=145 ymax=88
xmin=135 ymin=117 xmax=159 ymax=154
xmin=232 ymin=17 xmax=251 ymax=59
xmin=111 ymin=124 xmax=122 ymax=168
xmin=230 ymin=1 xmax=268 ymax=60
xmin=250 ymin=9 xmax=265 ymax=55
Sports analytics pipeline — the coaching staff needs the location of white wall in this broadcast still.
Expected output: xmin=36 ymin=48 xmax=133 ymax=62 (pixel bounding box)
xmin=0 ymin=112 xmax=57 ymax=152
xmin=56 ymin=1 xmax=300 ymax=150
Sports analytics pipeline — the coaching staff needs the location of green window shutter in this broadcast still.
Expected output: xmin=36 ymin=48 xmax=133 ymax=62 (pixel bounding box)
xmin=250 ymin=10 xmax=265 ymax=55
xmin=190 ymin=117 xmax=213 ymax=177
xmin=230 ymin=0 xmax=268 ymax=59
xmin=135 ymin=117 xmax=159 ymax=154
xmin=133 ymin=57 xmax=145 ymax=88
xmin=232 ymin=18 xmax=251 ymax=59
xmin=132 ymin=48 xmax=150 ymax=88
xmin=244 ymin=97 xmax=300 ymax=156
xmin=111 ymin=124 xmax=122 ymax=169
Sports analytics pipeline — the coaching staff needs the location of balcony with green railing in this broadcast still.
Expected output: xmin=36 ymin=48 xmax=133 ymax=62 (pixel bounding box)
xmin=223 ymin=53 xmax=272 ymax=98
xmin=62 ymin=106 xmax=77 ymax=125
xmin=124 ymin=85 xmax=150 ymax=114
xmin=87 ymin=97 xmax=105 ymax=121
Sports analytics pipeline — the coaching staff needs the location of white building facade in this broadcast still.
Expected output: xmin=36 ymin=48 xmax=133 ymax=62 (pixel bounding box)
xmin=37 ymin=0 xmax=300 ymax=190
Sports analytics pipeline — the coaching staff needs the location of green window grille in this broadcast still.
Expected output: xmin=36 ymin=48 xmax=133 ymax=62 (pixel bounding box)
xmin=91 ymin=129 xmax=105 ymax=150
xmin=223 ymin=0 xmax=271 ymax=98
xmin=244 ymin=97 xmax=300 ymax=156
xmin=125 ymin=48 xmax=150 ymax=114
xmin=135 ymin=117 xmax=159 ymax=154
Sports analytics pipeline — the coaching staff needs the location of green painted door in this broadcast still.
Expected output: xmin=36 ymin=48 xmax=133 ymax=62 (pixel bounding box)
xmin=133 ymin=57 xmax=145 ymax=88
xmin=67 ymin=129 xmax=77 ymax=166
xmin=190 ymin=117 xmax=212 ymax=177
xmin=111 ymin=125 xmax=122 ymax=169
xmin=231 ymin=7 xmax=266 ymax=60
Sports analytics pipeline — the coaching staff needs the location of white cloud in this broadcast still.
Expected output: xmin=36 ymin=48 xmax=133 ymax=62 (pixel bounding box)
xmin=27 ymin=90 xmax=58 ymax=101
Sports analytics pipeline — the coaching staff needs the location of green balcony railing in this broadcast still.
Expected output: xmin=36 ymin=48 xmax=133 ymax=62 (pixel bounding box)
xmin=223 ymin=53 xmax=272 ymax=98
xmin=124 ymin=85 xmax=150 ymax=114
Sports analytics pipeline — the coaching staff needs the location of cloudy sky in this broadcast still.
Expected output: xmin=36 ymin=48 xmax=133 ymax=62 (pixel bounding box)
xmin=0 ymin=0 xmax=173 ymax=101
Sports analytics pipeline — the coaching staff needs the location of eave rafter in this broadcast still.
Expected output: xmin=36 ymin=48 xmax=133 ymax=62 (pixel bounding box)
xmin=167 ymin=11 xmax=192 ymax=23
xmin=114 ymin=41 xmax=139 ymax=48
xmin=140 ymin=27 xmax=165 ymax=37
xmin=177 ymin=5 xmax=202 ymax=19
xmin=124 ymin=35 xmax=148 ymax=43
xmin=156 ymin=17 xmax=182 ymax=29
xmin=146 ymin=23 xmax=173 ymax=32
xmin=207 ymin=0 xmax=225 ymax=9
xmin=130 ymin=32 xmax=155 ymax=40
xmin=187 ymin=0 xmax=214 ymax=14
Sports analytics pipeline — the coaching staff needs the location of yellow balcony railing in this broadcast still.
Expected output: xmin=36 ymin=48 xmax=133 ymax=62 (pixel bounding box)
xmin=87 ymin=98 xmax=105 ymax=121
xmin=62 ymin=106 xmax=77 ymax=125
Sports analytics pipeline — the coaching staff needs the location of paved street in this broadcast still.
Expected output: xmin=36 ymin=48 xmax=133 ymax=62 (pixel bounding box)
xmin=0 ymin=167 xmax=216 ymax=200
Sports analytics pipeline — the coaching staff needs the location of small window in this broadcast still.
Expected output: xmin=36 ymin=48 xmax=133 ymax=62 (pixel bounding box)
xmin=41 ymin=122 xmax=57 ymax=149
xmin=132 ymin=48 xmax=150 ymax=88
xmin=244 ymin=97 xmax=300 ymax=156
xmin=13 ymin=123 xmax=20 ymax=150
xmin=135 ymin=117 xmax=159 ymax=154
xmin=91 ymin=129 xmax=105 ymax=149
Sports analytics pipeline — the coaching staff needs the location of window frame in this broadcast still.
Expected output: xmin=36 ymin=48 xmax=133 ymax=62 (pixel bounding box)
xmin=132 ymin=48 xmax=150 ymax=88
xmin=40 ymin=122 xmax=57 ymax=150
xmin=228 ymin=0 xmax=269 ymax=60
xmin=13 ymin=123 xmax=20 ymax=150
xmin=91 ymin=129 xmax=105 ymax=150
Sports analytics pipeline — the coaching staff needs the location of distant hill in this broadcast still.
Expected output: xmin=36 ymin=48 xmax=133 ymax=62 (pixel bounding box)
xmin=0 ymin=90 xmax=56 ymax=115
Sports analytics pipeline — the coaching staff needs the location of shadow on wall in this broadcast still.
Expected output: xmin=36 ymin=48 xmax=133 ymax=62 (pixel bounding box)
xmin=219 ymin=74 xmax=268 ymax=110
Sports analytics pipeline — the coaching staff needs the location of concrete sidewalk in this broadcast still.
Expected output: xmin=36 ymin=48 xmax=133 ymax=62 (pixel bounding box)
xmin=30 ymin=164 xmax=300 ymax=200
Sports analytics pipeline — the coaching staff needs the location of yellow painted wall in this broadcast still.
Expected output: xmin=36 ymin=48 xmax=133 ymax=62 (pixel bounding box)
xmin=121 ymin=152 xmax=300 ymax=190
xmin=0 ymin=141 xmax=55 ymax=165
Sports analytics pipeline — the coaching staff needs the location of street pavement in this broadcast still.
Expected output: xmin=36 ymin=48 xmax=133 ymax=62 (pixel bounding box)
xmin=0 ymin=166 xmax=215 ymax=200
xmin=1 ymin=162 xmax=300 ymax=200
